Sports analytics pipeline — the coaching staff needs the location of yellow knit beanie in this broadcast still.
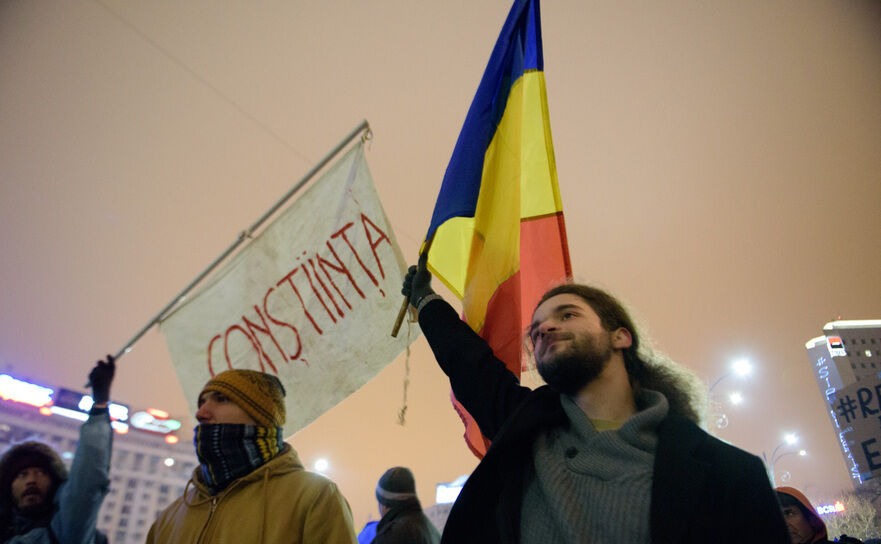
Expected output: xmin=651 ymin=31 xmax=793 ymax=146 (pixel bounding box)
xmin=200 ymin=369 xmax=286 ymax=428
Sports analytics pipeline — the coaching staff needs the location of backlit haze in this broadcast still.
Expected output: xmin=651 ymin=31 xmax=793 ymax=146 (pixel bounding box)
xmin=1 ymin=0 xmax=880 ymax=527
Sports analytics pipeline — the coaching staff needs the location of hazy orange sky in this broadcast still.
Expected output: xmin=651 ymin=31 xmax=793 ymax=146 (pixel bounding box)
xmin=1 ymin=0 xmax=880 ymax=528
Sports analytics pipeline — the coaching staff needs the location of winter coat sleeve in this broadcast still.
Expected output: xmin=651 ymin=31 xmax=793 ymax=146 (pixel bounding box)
xmin=417 ymin=298 xmax=532 ymax=440
xmin=51 ymin=408 xmax=112 ymax=544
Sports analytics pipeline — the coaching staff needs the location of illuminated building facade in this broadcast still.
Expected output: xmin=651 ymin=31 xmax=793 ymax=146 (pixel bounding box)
xmin=423 ymin=474 xmax=467 ymax=532
xmin=805 ymin=319 xmax=881 ymax=491
xmin=0 ymin=373 xmax=196 ymax=544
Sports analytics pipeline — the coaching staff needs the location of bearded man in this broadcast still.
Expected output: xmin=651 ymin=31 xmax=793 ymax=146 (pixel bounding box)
xmin=402 ymin=256 xmax=789 ymax=544
xmin=0 ymin=357 xmax=115 ymax=544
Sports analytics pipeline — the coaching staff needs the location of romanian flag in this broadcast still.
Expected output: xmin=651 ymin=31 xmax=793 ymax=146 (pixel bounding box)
xmin=423 ymin=0 xmax=571 ymax=457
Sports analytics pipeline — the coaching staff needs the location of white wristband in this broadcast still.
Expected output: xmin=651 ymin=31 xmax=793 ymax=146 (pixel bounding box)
xmin=416 ymin=293 xmax=443 ymax=314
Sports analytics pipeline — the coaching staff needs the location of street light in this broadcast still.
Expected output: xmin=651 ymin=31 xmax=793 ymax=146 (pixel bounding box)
xmin=708 ymin=358 xmax=752 ymax=429
xmin=763 ymin=433 xmax=807 ymax=485
xmin=732 ymin=359 xmax=752 ymax=377
xmin=313 ymin=458 xmax=330 ymax=473
xmin=709 ymin=359 xmax=752 ymax=393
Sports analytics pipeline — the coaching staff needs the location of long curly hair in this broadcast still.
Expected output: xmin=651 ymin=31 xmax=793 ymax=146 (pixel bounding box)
xmin=534 ymin=283 xmax=707 ymax=425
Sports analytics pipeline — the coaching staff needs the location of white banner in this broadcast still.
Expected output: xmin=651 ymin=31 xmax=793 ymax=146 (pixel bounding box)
xmin=160 ymin=143 xmax=417 ymax=434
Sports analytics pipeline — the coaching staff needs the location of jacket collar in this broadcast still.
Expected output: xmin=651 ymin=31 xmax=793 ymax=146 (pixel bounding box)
xmin=187 ymin=443 xmax=301 ymax=500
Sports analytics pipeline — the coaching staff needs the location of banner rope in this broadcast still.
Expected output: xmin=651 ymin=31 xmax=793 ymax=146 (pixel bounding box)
xmin=397 ymin=315 xmax=414 ymax=426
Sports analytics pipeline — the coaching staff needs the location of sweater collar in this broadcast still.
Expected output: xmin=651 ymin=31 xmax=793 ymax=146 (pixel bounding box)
xmin=560 ymin=388 xmax=669 ymax=451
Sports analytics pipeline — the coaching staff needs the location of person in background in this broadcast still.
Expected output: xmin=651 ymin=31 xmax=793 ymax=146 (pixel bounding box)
xmin=357 ymin=520 xmax=378 ymax=544
xmin=371 ymin=466 xmax=440 ymax=544
xmin=402 ymin=254 xmax=790 ymax=543
xmin=147 ymin=369 xmax=357 ymax=543
xmin=0 ymin=356 xmax=115 ymax=544
xmin=776 ymin=487 xmax=864 ymax=544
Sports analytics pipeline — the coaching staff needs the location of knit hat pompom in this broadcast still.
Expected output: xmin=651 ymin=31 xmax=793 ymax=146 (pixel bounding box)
xmin=376 ymin=466 xmax=418 ymax=507
xmin=200 ymin=369 xmax=286 ymax=428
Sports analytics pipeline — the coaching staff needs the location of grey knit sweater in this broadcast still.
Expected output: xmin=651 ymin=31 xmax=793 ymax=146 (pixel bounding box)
xmin=520 ymin=390 xmax=668 ymax=544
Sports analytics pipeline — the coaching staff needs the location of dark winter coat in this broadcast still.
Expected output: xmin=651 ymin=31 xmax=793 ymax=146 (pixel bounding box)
xmin=373 ymin=502 xmax=440 ymax=544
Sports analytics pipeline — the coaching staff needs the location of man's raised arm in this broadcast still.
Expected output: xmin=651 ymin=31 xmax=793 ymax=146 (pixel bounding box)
xmin=52 ymin=356 xmax=114 ymax=544
xmin=401 ymin=254 xmax=531 ymax=439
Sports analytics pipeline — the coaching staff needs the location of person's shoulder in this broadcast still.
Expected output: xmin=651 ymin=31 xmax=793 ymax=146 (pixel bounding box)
xmin=837 ymin=535 xmax=867 ymax=544
xmin=269 ymin=453 xmax=342 ymax=494
xmin=659 ymin=414 xmax=762 ymax=464
xmin=283 ymin=468 xmax=339 ymax=489
xmin=266 ymin=463 xmax=355 ymax=533
xmin=2 ymin=526 xmax=49 ymax=543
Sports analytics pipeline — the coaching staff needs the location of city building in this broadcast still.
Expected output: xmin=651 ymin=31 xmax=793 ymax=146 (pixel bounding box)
xmin=805 ymin=319 xmax=881 ymax=492
xmin=425 ymin=474 xmax=467 ymax=532
xmin=0 ymin=372 xmax=195 ymax=544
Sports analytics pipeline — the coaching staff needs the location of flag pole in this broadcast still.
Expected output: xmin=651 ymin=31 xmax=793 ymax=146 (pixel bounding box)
xmin=390 ymin=293 xmax=411 ymax=338
xmin=112 ymin=120 xmax=372 ymax=360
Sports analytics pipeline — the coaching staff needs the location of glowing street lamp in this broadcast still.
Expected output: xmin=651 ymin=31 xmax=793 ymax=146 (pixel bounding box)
xmin=763 ymin=432 xmax=807 ymax=485
xmin=732 ymin=359 xmax=752 ymax=377
xmin=709 ymin=359 xmax=753 ymax=393
xmin=708 ymin=358 xmax=752 ymax=429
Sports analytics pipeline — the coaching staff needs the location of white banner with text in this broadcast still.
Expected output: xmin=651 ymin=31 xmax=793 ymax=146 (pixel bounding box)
xmin=161 ymin=143 xmax=417 ymax=434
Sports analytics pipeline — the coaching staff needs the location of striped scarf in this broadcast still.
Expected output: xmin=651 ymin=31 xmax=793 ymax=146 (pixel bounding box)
xmin=194 ymin=423 xmax=284 ymax=494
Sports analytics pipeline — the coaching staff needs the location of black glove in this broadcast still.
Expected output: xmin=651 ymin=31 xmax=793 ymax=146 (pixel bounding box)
xmin=401 ymin=252 xmax=436 ymax=308
xmin=89 ymin=355 xmax=115 ymax=405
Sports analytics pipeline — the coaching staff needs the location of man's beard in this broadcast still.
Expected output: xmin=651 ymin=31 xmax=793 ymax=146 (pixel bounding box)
xmin=536 ymin=331 xmax=613 ymax=396
xmin=15 ymin=491 xmax=51 ymax=518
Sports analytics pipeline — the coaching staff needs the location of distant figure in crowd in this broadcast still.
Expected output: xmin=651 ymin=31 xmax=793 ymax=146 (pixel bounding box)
xmin=357 ymin=519 xmax=378 ymax=544
xmin=776 ymin=487 xmax=864 ymax=544
xmin=147 ymin=369 xmax=357 ymax=543
xmin=0 ymin=356 xmax=115 ymax=544
xmin=371 ymin=466 xmax=440 ymax=544
xmin=402 ymin=254 xmax=790 ymax=543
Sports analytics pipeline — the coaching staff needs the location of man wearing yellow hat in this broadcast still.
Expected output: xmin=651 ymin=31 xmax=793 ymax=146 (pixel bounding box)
xmin=147 ymin=369 xmax=357 ymax=543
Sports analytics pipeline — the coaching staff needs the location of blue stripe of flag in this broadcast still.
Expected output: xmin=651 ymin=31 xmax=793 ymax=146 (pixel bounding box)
xmin=424 ymin=0 xmax=544 ymax=243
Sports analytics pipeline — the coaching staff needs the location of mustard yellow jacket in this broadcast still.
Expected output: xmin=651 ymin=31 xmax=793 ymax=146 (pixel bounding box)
xmin=147 ymin=444 xmax=357 ymax=544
